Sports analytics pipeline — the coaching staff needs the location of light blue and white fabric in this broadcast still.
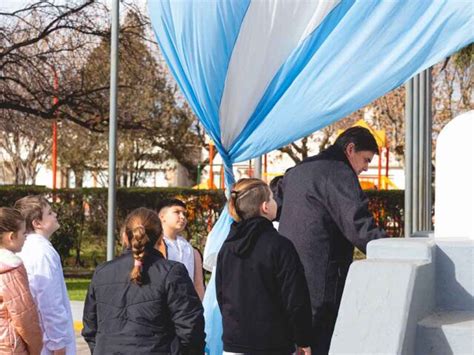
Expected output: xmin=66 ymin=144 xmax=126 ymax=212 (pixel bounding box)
xmin=148 ymin=1 xmax=473 ymax=353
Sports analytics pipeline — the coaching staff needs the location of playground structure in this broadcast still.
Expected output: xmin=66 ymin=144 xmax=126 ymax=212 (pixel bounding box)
xmin=194 ymin=140 xmax=271 ymax=189
xmin=196 ymin=120 xmax=399 ymax=190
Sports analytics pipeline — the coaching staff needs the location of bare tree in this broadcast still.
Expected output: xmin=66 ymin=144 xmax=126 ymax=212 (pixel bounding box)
xmin=0 ymin=111 xmax=51 ymax=184
xmin=0 ymin=0 xmax=154 ymax=130
xmin=1 ymin=2 xmax=210 ymax=186
xmin=1 ymin=1 xmax=109 ymax=126
xmin=433 ymin=44 xmax=473 ymax=138
xmin=277 ymin=113 xmax=360 ymax=164
xmin=57 ymin=120 xmax=106 ymax=187
xmin=278 ymin=44 xmax=472 ymax=166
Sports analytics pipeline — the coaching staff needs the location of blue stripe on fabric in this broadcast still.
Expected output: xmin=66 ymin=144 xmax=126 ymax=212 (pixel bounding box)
xmin=228 ymin=0 xmax=355 ymax=157
xmin=229 ymin=0 xmax=473 ymax=162
xmin=150 ymin=0 xmax=473 ymax=186
xmin=148 ymin=0 xmax=250 ymax=151
xmin=203 ymin=267 xmax=223 ymax=355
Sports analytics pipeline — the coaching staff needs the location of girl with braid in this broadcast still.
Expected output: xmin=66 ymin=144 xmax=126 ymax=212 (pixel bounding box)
xmin=82 ymin=208 xmax=205 ymax=354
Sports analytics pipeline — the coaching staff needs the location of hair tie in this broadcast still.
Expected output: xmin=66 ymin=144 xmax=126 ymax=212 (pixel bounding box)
xmin=134 ymin=259 xmax=143 ymax=268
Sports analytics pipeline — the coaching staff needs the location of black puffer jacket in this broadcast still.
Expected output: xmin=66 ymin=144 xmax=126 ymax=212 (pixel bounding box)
xmin=82 ymin=249 xmax=205 ymax=355
xmin=216 ymin=217 xmax=312 ymax=354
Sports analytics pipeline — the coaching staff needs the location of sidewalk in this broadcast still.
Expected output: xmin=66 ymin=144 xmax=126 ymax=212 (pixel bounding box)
xmin=71 ymin=300 xmax=89 ymax=354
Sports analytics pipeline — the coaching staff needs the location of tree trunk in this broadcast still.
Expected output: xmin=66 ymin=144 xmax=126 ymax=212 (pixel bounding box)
xmin=75 ymin=172 xmax=84 ymax=188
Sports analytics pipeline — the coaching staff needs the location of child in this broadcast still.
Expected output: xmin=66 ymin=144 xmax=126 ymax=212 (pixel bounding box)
xmin=0 ymin=207 xmax=43 ymax=355
xmin=216 ymin=178 xmax=312 ymax=355
xmin=15 ymin=196 xmax=75 ymax=355
xmin=157 ymin=199 xmax=205 ymax=300
xmin=82 ymin=208 xmax=205 ymax=354
xmin=269 ymin=174 xmax=284 ymax=229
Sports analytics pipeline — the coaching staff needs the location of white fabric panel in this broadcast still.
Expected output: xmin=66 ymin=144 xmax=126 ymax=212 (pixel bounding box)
xmin=219 ymin=0 xmax=341 ymax=149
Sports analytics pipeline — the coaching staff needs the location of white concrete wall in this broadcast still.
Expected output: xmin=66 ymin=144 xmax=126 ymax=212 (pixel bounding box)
xmin=330 ymin=238 xmax=436 ymax=355
xmin=435 ymin=111 xmax=474 ymax=240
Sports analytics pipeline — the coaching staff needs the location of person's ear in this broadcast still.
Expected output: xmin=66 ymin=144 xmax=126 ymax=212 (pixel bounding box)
xmin=32 ymin=218 xmax=42 ymax=230
xmin=4 ymin=231 xmax=14 ymax=243
xmin=158 ymin=210 xmax=165 ymax=221
xmin=260 ymin=201 xmax=269 ymax=215
xmin=345 ymin=142 xmax=356 ymax=156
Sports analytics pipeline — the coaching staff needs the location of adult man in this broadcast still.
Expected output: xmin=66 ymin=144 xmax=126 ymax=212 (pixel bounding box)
xmin=277 ymin=126 xmax=387 ymax=354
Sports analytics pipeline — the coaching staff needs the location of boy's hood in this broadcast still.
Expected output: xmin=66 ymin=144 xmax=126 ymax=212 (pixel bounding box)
xmin=224 ymin=216 xmax=273 ymax=256
xmin=0 ymin=249 xmax=23 ymax=273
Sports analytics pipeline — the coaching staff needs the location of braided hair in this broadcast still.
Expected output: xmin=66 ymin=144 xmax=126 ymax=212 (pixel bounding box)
xmin=122 ymin=208 xmax=162 ymax=285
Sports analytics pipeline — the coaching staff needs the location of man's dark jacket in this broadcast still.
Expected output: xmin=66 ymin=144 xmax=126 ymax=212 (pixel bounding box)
xmin=82 ymin=248 xmax=205 ymax=354
xmin=216 ymin=217 xmax=312 ymax=354
xmin=277 ymin=145 xmax=386 ymax=350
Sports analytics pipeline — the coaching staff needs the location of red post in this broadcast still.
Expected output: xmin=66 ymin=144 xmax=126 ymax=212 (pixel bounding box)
xmin=220 ymin=165 xmax=225 ymax=189
xmin=385 ymin=145 xmax=390 ymax=177
xmin=378 ymin=147 xmax=382 ymax=189
xmin=208 ymin=141 xmax=215 ymax=189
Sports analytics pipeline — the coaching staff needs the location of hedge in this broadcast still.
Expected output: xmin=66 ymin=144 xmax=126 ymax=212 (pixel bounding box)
xmin=0 ymin=186 xmax=225 ymax=266
xmin=0 ymin=186 xmax=403 ymax=265
xmin=365 ymin=190 xmax=404 ymax=238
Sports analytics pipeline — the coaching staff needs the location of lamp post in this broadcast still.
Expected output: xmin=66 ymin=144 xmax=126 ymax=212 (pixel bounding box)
xmin=52 ymin=66 xmax=58 ymax=190
xmin=107 ymin=0 xmax=120 ymax=261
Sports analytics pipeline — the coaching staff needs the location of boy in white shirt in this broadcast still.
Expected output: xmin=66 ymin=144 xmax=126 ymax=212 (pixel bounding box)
xmin=157 ymin=199 xmax=205 ymax=300
xmin=15 ymin=196 xmax=76 ymax=355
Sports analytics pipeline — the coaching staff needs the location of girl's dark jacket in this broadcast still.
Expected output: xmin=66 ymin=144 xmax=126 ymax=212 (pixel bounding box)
xmin=82 ymin=248 xmax=205 ymax=355
xmin=277 ymin=145 xmax=387 ymax=328
xmin=216 ymin=217 xmax=312 ymax=354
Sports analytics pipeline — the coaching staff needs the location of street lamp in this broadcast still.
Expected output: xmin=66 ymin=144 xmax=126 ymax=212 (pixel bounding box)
xmin=51 ymin=66 xmax=58 ymax=190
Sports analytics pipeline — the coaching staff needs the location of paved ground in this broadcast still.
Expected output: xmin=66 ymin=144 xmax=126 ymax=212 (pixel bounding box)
xmin=71 ymin=301 xmax=89 ymax=354
xmin=75 ymin=331 xmax=89 ymax=354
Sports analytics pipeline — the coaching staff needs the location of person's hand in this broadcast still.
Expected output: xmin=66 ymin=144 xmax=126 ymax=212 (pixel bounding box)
xmin=297 ymin=346 xmax=311 ymax=355
xmin=53 ymin=348 xmax=66 ymax=355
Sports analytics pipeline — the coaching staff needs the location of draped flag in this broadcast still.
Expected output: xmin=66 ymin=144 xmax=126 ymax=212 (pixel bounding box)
xmin=148 ymin=0 xmax=473 ymax=352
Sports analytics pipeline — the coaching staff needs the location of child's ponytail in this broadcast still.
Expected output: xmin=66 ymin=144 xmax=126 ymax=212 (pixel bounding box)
xmin=228 ymin=190 xmax=241 ymax=222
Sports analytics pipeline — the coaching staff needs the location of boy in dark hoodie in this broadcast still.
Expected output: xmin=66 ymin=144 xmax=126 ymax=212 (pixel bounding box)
xmin=216 ymin=178 xmax=312 ymax=355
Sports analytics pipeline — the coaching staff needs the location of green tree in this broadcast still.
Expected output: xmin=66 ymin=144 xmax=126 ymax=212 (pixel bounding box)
xmin=70 ymin=10 xmax=206 ymax=184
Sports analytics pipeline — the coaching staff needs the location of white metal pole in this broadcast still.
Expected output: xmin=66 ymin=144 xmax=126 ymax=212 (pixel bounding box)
xmin=107 ymin=0 xmax=119 ymax=261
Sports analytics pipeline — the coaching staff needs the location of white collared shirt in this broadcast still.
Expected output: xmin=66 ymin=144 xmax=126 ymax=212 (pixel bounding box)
xmin=164 ymin=235 xmax=195 ymax=282
xmin=17 ymin=233 xmax=76 ymax=355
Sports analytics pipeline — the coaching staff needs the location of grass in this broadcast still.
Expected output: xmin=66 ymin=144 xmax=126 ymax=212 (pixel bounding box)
xmin=65 ymin=278 xmax=91 ymax=301
xmin=65 ymin=247 xmax=364 ymax=302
